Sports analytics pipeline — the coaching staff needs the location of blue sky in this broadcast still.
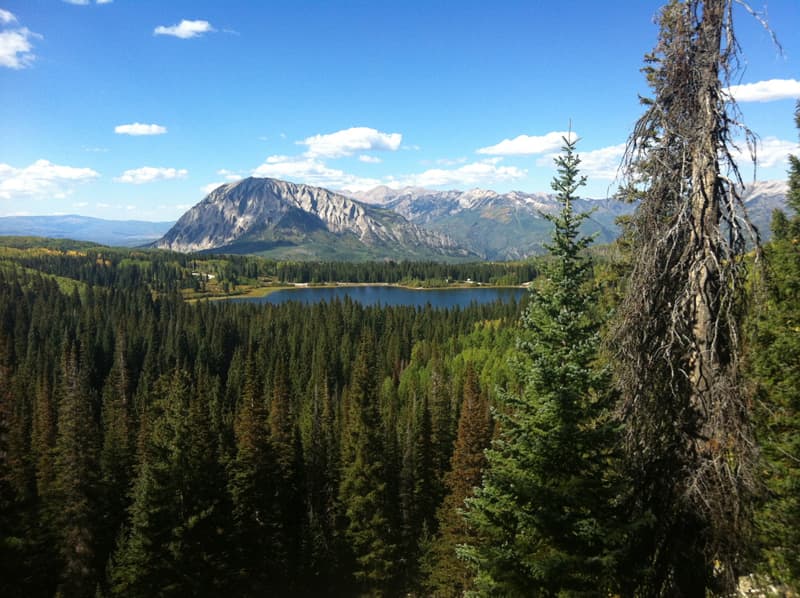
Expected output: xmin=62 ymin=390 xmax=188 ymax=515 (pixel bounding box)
xmin=1 ymin=0 xmax=798 ymax=221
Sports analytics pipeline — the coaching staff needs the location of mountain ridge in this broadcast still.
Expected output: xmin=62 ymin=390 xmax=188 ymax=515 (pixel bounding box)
xmin=347 ymin=180 xmax=788 ymax=259
xmin=154 ymin=177 xmax=474 ymax=260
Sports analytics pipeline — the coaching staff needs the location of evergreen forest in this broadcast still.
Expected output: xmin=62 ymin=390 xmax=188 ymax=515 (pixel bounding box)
xmin=1 ymin=1 xmax=799 ymax=596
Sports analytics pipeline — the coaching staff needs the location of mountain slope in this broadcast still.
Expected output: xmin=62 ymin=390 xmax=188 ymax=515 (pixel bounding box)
xmin=154 ymin=177 xmax=473 ymax=260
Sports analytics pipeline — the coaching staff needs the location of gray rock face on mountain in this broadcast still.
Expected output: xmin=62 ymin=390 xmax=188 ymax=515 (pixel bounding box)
xmin=155 ymin=177 xmax=471 ymax=259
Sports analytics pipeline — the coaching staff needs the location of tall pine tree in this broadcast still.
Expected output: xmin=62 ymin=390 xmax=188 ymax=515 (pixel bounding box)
xmin=461 ymin=136 xmax=620 ymax=596
xmin=423 ymin=364 xmax=492 ymax=597
xmin=337 ymin=332 xmax=396 ymax=595
xmin=750 ymin=100 xmax=800 ymax=586
xmin=50 ymin=341 xmax=101 ymax=598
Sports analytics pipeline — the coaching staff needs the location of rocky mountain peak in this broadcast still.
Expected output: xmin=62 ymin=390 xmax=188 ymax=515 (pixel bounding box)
xmin=154 ymin=177 xmax=471 ymax=259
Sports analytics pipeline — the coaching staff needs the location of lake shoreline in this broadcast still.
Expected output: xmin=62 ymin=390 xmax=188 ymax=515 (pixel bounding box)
xmin=193 ymin=281 xmax=529 ymax=303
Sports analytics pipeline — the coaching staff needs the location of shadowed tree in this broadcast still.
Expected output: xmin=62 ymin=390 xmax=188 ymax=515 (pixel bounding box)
xmin=51 ymin=341 xmax=101 ymax=598
xmin=337 ymin=332 xmax=396 ymax=595
xmin=423 ymin=364 xmax=492 ymax=597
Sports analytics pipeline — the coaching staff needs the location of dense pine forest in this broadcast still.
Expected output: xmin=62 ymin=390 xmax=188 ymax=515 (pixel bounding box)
xmin=0 ymin=246 xmax=528 ymax=596
xmin=2 ymin=1 xmax=799 ymax=596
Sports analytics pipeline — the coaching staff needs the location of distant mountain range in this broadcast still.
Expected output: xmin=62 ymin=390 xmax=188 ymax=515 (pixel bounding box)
xmin=0 ymin=179 xmax=788 ymax=259
xmin=347 ymin=179 xmax=789 ymax=259
xmin=347 ymin=186 xmax=630 ymax=259
xmin=0 ymin=215 xmax=173 ymax=247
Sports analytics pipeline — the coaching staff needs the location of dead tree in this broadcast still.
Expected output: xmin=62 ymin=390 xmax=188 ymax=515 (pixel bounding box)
xmin=613 ymin=0 xmax=761 ymax=594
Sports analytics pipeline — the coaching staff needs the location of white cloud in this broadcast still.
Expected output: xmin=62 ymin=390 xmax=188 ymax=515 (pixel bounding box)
xmin=0 ymin=9 xmax=17 ymax=24
xmin=217 ymin=169 xmax=242 ymax=181
xmin=477 ymin=131 xmax=576 ymax=156
xmin=154 ymin=20 xmax=214 ymax=39
xmin=115 ymin=167 xmax=188 ymax=184
xmin=202 ymin=182 xmax=226 ymax=195
xmin=0 ymin=159 xmax=99 ymax=199
xmin=301 ymin=127 xmax=402 ymax=158
xmin=0 ymin=12 xmax=41 ymax=69
xmin=534 ymin=142 xmax=626 ymax=180
xmin=573 ymin=143 xmax=626 ymax=180
xmin=253 ymin=155 xmax=382 ymax=191
xmin=397 ymin=158 xmax=526 ymax=188
xmin=726 ymin=79 xmax=800 ymax=103
xmin=358 ymin=155 xmax=382 ymax=164
xmin=732 ymin=136 xmax=799 ymax=169
xmin=114 ymin=122 xmax=167 ymax=136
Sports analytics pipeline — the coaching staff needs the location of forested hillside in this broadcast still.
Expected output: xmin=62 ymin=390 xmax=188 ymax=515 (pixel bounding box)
xmin=0 ymin=246 xmax=527 ymax=596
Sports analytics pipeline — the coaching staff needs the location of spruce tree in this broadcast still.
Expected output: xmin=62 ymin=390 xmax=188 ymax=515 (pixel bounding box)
xmin=461 ymin=136 xmax=620 ymax=596
xmin=423 ymin=364 xmax=492 ymax=597
xmin=227 ymin=349 xmax=278 ymax=594
xmin=750 ymin=100 xmax=800 ymax=586
xmin=51 ymin=341 xmax=101 ymax=598
xmin=337 ymin=332 xmax=396 ymax=595
xmin=109 ymin=369 xmax=228 ymax=597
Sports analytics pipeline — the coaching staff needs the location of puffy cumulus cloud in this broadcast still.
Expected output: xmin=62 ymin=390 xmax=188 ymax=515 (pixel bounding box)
xmin=732 ymin=136 xmax=799 ymax=169
xmin=0 ymin=159 xmax=99 ymax=199
xmin=358 ymin=155 xmax=382 ymax=164
xmin=154 ymin=20 xmax=214 ymax=39
xmin=115 ymin=167 xmax=188 ymax=184
xmin=535 ymin=142 xmax=625 ymax=180
xmin=301 ymin=127 xmax=402 ymax=158
xmin=477 ymin=131 xmax=576 ymax=156
xmin=115 ymin=122 xmax=167 ymax=136
xmin=574 ymin=143 xmax=626 ymax=180
xmin=0 ymin=10 xmax=41 ymax=69
xmin=217 ymin=169 xmax=243 ymax=181
xmin=0 ymin=9 xmax=17 ymax=23
xmin=726 ymin=79 xmax=800 ymax=103
xmin=253 ymin=155 xmax=382 ymax=191
xmin=397 ymin=158 xmax=526 ymax=188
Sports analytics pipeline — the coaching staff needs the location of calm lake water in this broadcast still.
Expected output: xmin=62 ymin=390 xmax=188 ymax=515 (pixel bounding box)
xmin=233 ymin=285 xmax=527 ymax=308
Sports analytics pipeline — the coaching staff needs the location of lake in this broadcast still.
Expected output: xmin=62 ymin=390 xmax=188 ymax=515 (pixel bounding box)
xmin=232 ymin=285 xmax=527 ymax=308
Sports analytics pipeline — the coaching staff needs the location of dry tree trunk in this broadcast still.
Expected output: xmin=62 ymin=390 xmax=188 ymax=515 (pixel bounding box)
xmin=614 ymin=0 xmax=761 ymax=594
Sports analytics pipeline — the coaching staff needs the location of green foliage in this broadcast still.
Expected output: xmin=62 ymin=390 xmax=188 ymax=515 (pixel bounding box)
xmin=50 ymin=341 xmax=101 ymax=597
xmin=750 ymin=100 xmax=800 ymax=587
xmin=338 ymin=333 xmax=396 ymax=594
xmin=423 ymin=365 xmax=492 ymax=597
xmin=109 ymin=370 xmax=228 ymax=597
xmin=461 ymin=138 xmax=622 ymax=596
